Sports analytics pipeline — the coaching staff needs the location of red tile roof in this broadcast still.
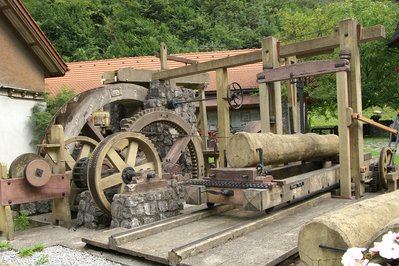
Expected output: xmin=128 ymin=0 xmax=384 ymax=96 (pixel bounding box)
xmin=45 ymin=49 xmax=263 ymax=95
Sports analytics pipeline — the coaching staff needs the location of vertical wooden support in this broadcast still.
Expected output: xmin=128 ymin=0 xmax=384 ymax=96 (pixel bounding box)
xmin=0 ymin=163 xmax=7 ymax=178
xmin=48 ymin=125 xmax=71 ymax=228
xmin=198 ymin=85 xmax=209 ymax=151
xmin=0 ymin=163 xmax=13 ymax=240
xmin=216 ymin=68 xmax=230 ymax=166
xmin=260 ymin=37 xmax=282 ymax=134
xmin=339 ymin=19 xmax=364 ymax=198
xmin=160 ymin=42 xmax=168 ymax=70
xmin=286 ymin=56 xmax=298 ymax=134
xmin=336 ymin=71 xmax=352 ymax=198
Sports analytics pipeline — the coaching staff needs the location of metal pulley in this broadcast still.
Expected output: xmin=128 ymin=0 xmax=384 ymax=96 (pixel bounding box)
xmin=166 ymin=82 xmax=244 ymax=110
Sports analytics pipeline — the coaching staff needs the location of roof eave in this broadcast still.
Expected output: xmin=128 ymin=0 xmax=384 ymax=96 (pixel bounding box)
xmin=0 ymin=0 xmax=68 ymax=77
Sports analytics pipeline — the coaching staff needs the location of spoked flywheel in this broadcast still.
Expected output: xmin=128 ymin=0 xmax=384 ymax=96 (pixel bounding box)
xmin=379 ymin=147 xmax=393 ymax=190
xmin=87 ymin=132 xmax=162 ymax=214
xmin=120 ymin=107 xmax=205 ymax=179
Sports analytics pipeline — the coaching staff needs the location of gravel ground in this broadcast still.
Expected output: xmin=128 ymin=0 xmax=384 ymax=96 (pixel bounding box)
xmin=0 ymin=245 xmax=123 ymax=266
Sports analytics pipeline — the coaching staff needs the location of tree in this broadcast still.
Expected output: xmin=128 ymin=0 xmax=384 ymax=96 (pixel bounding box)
xmin=277 ymin=0 xmax=399 ymax=115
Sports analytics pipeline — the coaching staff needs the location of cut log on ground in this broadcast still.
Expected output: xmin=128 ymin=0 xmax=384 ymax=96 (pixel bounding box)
xmin=298 ymin=190 xmax=399 ymax=265
xmin=226 ymin=132 xmax=339 ymax=168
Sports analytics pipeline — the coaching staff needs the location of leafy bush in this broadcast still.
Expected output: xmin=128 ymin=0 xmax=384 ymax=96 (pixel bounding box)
xmin=17 ymin=243 xmax=45 ymax=257
xmin=14 ymin=210 xmax=30 ymax=231
xmin=31 ymin=88 xmax=75 ymax=145
xmin=0 ymin=240 xmax=12 ymax=252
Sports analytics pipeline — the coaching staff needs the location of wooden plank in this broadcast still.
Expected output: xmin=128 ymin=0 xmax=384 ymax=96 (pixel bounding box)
xmin=168 ymin=193 xmax=331 ymax=265
xmin=82 ymin=227 xmax=127 ymax=249
xmin=0 ymin=174 xmax=70 ymax=206
xmin=257 ymin=59 xmax=350 ymax=83
xmin=216 ymin=68 xmax=230 ymax=166
xmin=109 ymin=205 xmax=233 ymax=248
xmin=340 ymin=19 xmax=364 ymax=198
xmin=336 ymin=71 xmax=351 ymax=198
xmin=152 ymin=26 xmax=384 ymax=80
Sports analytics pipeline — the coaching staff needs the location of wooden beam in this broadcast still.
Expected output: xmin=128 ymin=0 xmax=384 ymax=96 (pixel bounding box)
xmin=257 ymin=59 xmax=350 ymax=83
xmin=152 ymin=25 xmax=385 ymax=80
xmin=216 ymin=68 xmax=230 ymax=166
xmin=260 ymin=37 xmax=282 ymax=134
xmin=103 ymin=68 xmax=210 ymax=87
xmin=352 ymin=113 xmax=397 ymax=134
xmin=259 ymin=39 xmax=271 ymax=133
xmin=286 ymin=56 xmax=298 ymax=133
xmin=282 ymin=25 xmax=385 ymax=58
xmin=153 ymin=51 xmax=262 ymax=80
xmin=197 ymin=86 xmax=209 ymax=150
xmin=160 ymin=42 xmax=168 ymax=70
xmin=336 ymin=71 xmax=351 ymax=199
xmin=340 ymin=19 xmax=364 ymax=198
xmin=155 ymin=53 xmax=199 ymax=65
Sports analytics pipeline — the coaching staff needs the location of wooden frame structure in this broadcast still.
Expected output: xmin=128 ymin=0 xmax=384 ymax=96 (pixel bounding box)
xmin=153 ymin=19 xmax=385 ymax=199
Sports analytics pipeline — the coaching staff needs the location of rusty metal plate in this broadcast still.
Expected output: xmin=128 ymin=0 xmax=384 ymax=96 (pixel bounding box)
xmin=25 ymin=159 xmax=51 ymax=187
xmin=9 ymin=153 xmax=42 ymax=178
xmin=0 ymin=174 xmax=70 ymax=206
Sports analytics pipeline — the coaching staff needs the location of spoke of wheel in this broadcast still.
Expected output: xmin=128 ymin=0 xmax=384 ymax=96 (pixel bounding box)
xmin=99 ymin=172 xmax=122 ymax=190
xmin=134 ymin=162 xmax=155 ymax=172
xmin=106 ymin=149 xmax=127 ymax=171
xmin=78 ymin=144 xmax=92 ymax=160
xmin=125 ymin=141 xmax=139 ymax=167
xmin=64 ymin=152 xmax=76 ymax=171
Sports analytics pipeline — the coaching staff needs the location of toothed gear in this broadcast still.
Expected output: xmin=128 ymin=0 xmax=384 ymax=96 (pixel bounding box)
xmin=120 ymin=107 xmax=204 ymax=179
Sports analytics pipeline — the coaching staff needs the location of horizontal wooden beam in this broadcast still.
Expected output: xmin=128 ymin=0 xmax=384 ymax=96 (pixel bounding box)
xmin=155 ymin=53 xmax=199 ymax=65
xmin=257 ymin=59 xmax=350 ymax=83
xmin=152 ymin=25 xmax=385 ymax=80
xmin=282 ymin=25 xmax=385 ymax=58
xmin=102 ymin=68 xmax=209 ymax=86
xmin=352 ymin=113 xmax=397 ymax=135
xmin=152 ymin=51 xmax=262 ymax=80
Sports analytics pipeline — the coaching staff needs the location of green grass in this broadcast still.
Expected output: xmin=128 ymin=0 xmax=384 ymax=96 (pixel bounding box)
xmin=309 ymin=107 xmax=399 ymax=165
xmin=310 ymin=107 xmax=398 ymax=128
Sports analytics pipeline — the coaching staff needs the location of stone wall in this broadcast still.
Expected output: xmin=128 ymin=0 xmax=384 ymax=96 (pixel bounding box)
xmin=76 ymin=179 xmax=184 ymax=229
xmin=110 ymin=179 xmax=184 ymax=229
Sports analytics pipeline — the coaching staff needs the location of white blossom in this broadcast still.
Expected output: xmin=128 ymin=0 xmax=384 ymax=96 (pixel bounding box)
xmin=341 ymin=247 xmax=366 ymax=266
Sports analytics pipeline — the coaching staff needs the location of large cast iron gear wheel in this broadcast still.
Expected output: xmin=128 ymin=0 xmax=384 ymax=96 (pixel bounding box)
xmin=119 ymin=107 xmax=205 ymax=179
xmin=87 ymin=132 xmax=162 ymax=214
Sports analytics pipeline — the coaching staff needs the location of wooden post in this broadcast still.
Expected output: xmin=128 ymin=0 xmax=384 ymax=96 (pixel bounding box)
xmin=0 ymin=163 xmax=13 ymax=240
xmin=336 ymin=71 xmax=352 ymax=198
xmin=259 ymin=37 xmax=282 ymax=134
xmin=197 ymin=85 xmax=209 ymax=151
xmin=216 ymin=68 xmax=230 ymax=166
xmin=339 ymin=19 xmax=364 ymax=198
xmin=286 ymin=56 xmax=298 ymax=133
xmin=160 ymin=42 xmax=168 ymax=70
xmin=48 ymin=125 xmax=71 ymax=228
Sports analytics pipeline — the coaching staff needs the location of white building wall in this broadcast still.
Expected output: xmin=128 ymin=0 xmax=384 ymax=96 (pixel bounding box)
xmin=0 ymin=96 xmax=36 ymax=166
